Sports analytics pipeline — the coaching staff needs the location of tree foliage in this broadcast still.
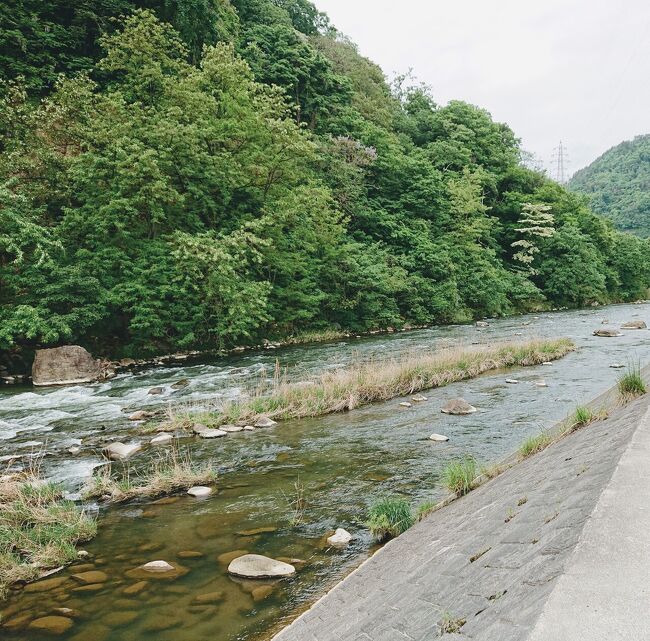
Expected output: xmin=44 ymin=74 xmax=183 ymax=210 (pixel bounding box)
xmin=0 ymin=3 xmax=648 ymax=356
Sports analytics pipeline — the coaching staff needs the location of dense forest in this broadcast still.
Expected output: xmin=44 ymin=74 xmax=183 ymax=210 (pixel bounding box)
xmin=1 ymin=0 xmax=649 ymax=358
xmin=570 ymin=135 xmax=650 ymax=237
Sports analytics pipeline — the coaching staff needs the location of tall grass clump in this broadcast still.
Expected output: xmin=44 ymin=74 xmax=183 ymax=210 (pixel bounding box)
xmin=163 ymin=338 xmax=575 ymax=430
xmin=442 ymin=457 xmax=478 ymax=496
xmin=571 ymin=406 xmax=596 ymax=429
xmin=0 ymin=474 xmax=96 ymax=599
xmin=366 ymin=498 xmax=415 ymax=541
xmin=519 ymin=431 xmax=553 ymax=459
xmin=618 ymin=361 xmax=647 ymax=399
xmin=83 ymin=447 xmax=217 ymax=503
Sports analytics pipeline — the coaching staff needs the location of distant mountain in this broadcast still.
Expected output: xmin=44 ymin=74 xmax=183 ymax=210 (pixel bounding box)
xmin=569 ymin=135 xmax=650 ymax=237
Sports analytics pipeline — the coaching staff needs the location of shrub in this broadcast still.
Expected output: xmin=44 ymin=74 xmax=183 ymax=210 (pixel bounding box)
xmin=618 ymin=361 xmax=647 ymax=399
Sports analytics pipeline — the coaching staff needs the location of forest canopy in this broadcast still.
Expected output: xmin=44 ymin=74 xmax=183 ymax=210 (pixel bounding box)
xmin=1 ymin=0 xmax=649 ymax=357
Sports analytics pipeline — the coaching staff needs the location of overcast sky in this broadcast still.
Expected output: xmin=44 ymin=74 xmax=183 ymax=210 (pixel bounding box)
xmin=315 ymin=0 xmax=650 ymax=177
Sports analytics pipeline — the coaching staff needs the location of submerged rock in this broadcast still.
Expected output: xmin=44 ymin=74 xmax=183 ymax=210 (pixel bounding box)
xmin=191 ymin=591 xmax=224 ymax=604
xmin=187 ymin=486 xmax=212 ymax=498
xmin=71 ymin=570 xmax=108 ymax=585
xmin=593 ymin=328 xmax=623 ymax=337
xmin=227 ymin=554 xmax=296 ymax=579
xmin=327 ymin=528 xmax=353 ymax=547
xmin=28 ymin=616 xmax=74 ymax=635
xmin=195 ymin=428 xmax=227 ymax=439
xmin=217 ymin=550 xmax=249 ymax=565
xmin=151 ymin=433 xmax=173 ymax=446
xmin=171 ymin=379 xmax=190 ymax=389
xmin=104 ymin=442 xmax=142 ymax=461
xmin=621 ymin=320 xmax=647 ymax=330
xmin=251 ymin=585 xmax=275 ymax=601
xmin=148 ymin=387 xmax=164 ymax=395
xmin=32 ymin=346 xmax=101 ymax=387
xmin=24 ymin=576 xmax=67 ymax=593
xmin=429 ymin=433 xmax=450 ymax=442
xmin=255 ymin=416 xmax=278 ymax=428
xmin=441 ymin=398 xmax=477 ymax=415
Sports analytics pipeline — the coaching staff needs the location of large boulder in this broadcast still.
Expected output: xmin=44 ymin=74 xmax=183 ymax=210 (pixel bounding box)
xmin=227 ymin=554 xmax=295 ymax=579
xmin=441 ymin=398 xmax=477 ymax=415
xmin=621 ymin=320 xmax=647 ymax=330
xmin=104 ymin=442 xmax=142 ymax=461
xmin=32 ymin=346 xmax=101 ymax=387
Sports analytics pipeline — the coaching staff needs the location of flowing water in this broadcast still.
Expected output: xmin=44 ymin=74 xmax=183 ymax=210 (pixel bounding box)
xmin=1 ymin=304 xmax=649 ymax=640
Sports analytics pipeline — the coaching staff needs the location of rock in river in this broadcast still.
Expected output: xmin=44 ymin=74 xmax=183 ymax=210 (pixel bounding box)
xmin=128 ymin=410 xmax=154 ymax=421
xmin=141 ymin=561 xmax=174 ymax=573
xmin=29 ymin=616 xmax=74 ymax=635
xmin=151 ymin=433 xmax=173 ymax=446
xmin=621 ymin=320 xmax=647 ymax=330
xmin=148 ymin=387 xmax=164 ymax=395
xmin=441 ymin=398 xmax=477 ymax=415
xmin=429 ymin=433 xmax=450 ymax=442
xmin=187 ymin=486 xmax=212 ymax=498
xmin=196 ymin=428 xmax=227 ymax=439
xmin=593 ymin=328 xmax=623 ymax=337
xmin=71 ymin=570 xmax=108 ymax=585
xmin=104 ymin=442 xmax=142 ymax=461
xmin=255 ymin=416 xmax=277 ymax=428
xmin=228 ymin=554 xmax=296 ymax=579
xmin=327 ymin=528 xmax=353 ymax=547
xmin=32 ymin=345 xmax=101 ymax=387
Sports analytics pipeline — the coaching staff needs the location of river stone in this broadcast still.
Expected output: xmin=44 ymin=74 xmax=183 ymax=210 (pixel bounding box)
xmin=593 ymin=328 xmax=623 ymax=337
xmin=151 ymin=433 xmax=173 ymax=446
xmin=71 ymin=583 xmax=104 ymax=593
xmin=141 ymin=561 xmax=174 ymax=573
xmin=192 ymin=591 xmax=224 ymax=604
xmin=327 ymin=528 xmax=353 ymax=546
xmin=475 ymin=321 xmax=489 ymax=328
xmin=187 ymin=486 xmax=212 ymax=498
xmin=51 ymin=608 xmax=79 ymax=619
xmin=128 ymin=410 xmax=154 ymax=421
xmin=254 ymin=417 xmax=277 ymax=428
xmin=430 ymin=433 xmax=450 ymax=442
xmin=441 ymin=398 xmax=477 ymax=415
xmin=221 ymin=425 xmax=244 ymax=433
xmin=103 ymin=611 xmax=138 ymax=627
xmin=141 ymin=614 xmax=183 ymax=632
xmin=536 ymin=380 xmax=548 ymax=387
xmin=217 ymin=550 xmax=249 ymax=565
xmin=411 ymin=394 xmax=428 ymax=402
xmin=610 ymin=363 xmax=626 ymax=369
xmin=505 ymin=379 xmax=519 ymax=384
xmin=32 ymin=346 xmax=101 ymax=387
xmin=122 ymin=581 xmax=148 ymax=595
xmin=29 ymin=616 xmax=74 ymax=635
xmin=237 ymin=526 xmax=277 ymax=536
xmin=228 ymin=554 xmax=296 ymax=579
xmin=171 ymin=379 xmax=190 ymax=389
xmin=621 ymin=320 xmax=647 ymax=329
xmin=68 ymin=446 xmax=81 ymax=454
xmin=24 ymin=576 xmax=68 ymax=593
xmin=196 ymin=428 xmax=227 ymax=439
xmin=177 ymin=551 xmax=204 ymax=559
xmin=104 ymin=442 xmax=142 ymax=461
xmin=252 ymin=585 xmax=275 ymax=601
xmin=148 ymin=387 xmax=164 ymax=395
xmin=243 ymin=425 xmax=256 ymax=431
xmin=399 ymin=402 xmax=412 ymax=408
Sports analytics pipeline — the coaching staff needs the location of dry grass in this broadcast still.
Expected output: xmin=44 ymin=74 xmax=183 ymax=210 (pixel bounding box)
xmin=83 ymin=447 xmax=217 ymax=503
xmin=161 ymin=338 xmax=575 ymax=430
xmin=0 ymin=471 xmax=96 ymax=599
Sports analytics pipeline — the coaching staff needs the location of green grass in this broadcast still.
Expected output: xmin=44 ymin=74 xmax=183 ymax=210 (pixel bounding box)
xmin=366 ymin=498 xmax=415 ymax=541
xmin=83 ymin=447 xmax=217 ymax=503
xmin=158 ymin=338 xmax=575 ymax=432
xmin=442 ymin=456 xmax=478 ymax=496
xmin=439 ymin=612 xmax=467 ymax=634
xmin=519 ymin=431 xmax=553 ymax=458
xmin=415 ymin=499 xmax=439 ymax=521
xmin=618 ymin=361 xmax=647 ymax=399
xmin=0 ymin=475 xmax=96 ymax=599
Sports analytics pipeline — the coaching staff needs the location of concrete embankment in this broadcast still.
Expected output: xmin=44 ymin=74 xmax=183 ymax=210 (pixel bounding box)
xmin=272 ymin=380 xmax=650 ymax=641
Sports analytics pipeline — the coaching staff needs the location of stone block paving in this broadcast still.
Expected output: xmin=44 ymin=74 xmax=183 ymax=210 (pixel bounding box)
xmin=272 ymin=394 xmax=650 ymax=641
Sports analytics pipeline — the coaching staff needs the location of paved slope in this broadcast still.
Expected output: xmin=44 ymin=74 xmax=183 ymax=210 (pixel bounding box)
xmin=272 ymin=393 xmax=650 ymax=641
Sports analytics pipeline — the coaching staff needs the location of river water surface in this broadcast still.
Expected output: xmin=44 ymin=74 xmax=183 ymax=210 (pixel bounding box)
xmin=1 ymin=304 xmax=649 ymax=640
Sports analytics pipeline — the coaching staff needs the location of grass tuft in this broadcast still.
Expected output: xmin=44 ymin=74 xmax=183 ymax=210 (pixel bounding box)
xmin=618 ymin=361 xmax=647 ymax=400
xmin=442 ymin=456 xmax=478 ymax=496
xmin=519 ymin=431 xmax=553 ymax=458
xmin=366 ymin=498 xmax=415 ymax=541
xmin=83 ymin=447 xmax=217 ymax=503
xmin=0 ymin=474 xmax=96 ymax=599
xmin=439 ymin=612 xmax=467 ymax=634
xmin=156 ymin=338 xmax=575 ymax=431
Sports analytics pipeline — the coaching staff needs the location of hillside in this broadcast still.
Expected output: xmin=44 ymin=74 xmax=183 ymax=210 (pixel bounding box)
xmin=570 ymin=135 xmax=650 ymax=237
xmin=1 ymin=0 xmax=649 ymax=357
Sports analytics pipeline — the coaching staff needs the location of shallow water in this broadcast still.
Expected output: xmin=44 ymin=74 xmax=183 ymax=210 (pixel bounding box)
xmin=1 ymin=304 xmax=649 ymax=640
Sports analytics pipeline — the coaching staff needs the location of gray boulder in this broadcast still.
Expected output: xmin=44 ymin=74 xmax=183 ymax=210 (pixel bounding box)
xmin=593 ymin=328 xmax=623 ymax=337
xmin=228 ymin=554 xmax=295 ymax=579
xmin=441 ymin=398 xmax=477 ymax=415
xmin=32 ymin=346 xmax=101 ymax=386
xmin=621 ymin=320 xmax=647 ymax=330
xmin=104 ymin=442 xmax=142 ymax=461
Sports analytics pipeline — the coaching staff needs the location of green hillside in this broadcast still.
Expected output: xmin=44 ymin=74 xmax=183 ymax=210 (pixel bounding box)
xmin=1 ymin=0 xmax=649 ymax=357
xmin=570 ymin=135 xmax=650 ymax=237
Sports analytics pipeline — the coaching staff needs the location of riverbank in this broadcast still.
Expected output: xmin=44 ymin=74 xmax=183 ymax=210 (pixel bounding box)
xmin=270 ymin=369 xmax=650 ymax=641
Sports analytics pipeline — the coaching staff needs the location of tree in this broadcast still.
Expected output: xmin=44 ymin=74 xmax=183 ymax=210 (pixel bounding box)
xmin=511 ymin=203 xmax=555 ymax=273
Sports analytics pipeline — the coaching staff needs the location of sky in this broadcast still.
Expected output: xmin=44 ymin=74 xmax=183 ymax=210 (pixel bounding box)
xmin=315 ymin=0 xmax=650 ymax=177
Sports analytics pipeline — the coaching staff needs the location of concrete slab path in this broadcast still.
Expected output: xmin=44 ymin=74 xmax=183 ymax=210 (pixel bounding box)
xmin=272 ymin=392 xmax=650 ymax=641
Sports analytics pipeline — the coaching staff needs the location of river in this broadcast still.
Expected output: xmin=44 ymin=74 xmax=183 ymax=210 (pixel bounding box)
xmin=1 ymin=303 xmax=649 ymax=640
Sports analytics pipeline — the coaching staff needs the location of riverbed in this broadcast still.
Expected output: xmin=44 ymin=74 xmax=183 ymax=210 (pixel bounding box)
xmin=1 ymin=303 xmax=649 ymax=640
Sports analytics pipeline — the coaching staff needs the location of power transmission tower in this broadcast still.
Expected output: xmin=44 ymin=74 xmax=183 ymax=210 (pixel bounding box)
xmin=550 ymin=141 xmax=570 ymax=184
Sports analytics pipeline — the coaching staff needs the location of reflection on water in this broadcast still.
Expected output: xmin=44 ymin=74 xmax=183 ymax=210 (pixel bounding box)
xmin=1 ymin=304 xmax=649 ymax=639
